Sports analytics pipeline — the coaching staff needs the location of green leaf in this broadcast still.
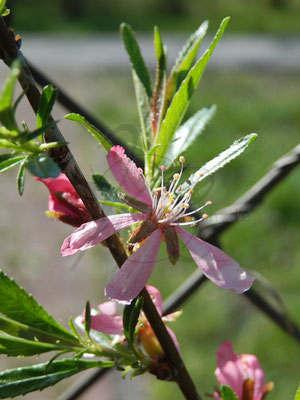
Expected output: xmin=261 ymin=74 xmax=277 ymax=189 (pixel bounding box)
xmin=121 ymin=23 xmax=152 ymax=149
xmin=294 ymin=381 xmax=300 ymax=400
xmin=154 ymin=17 xmax=230 ymax=166
xmin=0 ymin=358 xmax=113 ymax=398
xmin=121 ymin=23 xmax=152 ymax=98
xmin=25 ymin=154 xmax=60 ymax=178
xmin=0 ymin=154 xmax=26 ymax=173
xmin=123 ymin=296 xmax=144 ymax=345
xmin=0 ymin=59 xmax=22 ymax=132
xmin=151 ymin=26 xmax=167 ymax=135
xmin=220 ymin=385 xmax=238 ymax=400
xmin=0 ymin=333 xmax=67 ymax=357
xmin=0 ymin=270 xmax=78 ymax=345
xmin=18 ymin=120 xmax=58 ymax=144
xmin=37 ymin=85 xmax=58 ymax=130
xmin=0 ymin=0 xmax=9 ymax=16
xmin=17 ymin=158 xmax=26 ymax=195
xmin=92 ymin=173 xmax=120 ymax=203
xmin=180 ymin=133 xmax=257 ymax=194
xmin=164 ymin=105 xmax=216 ymax=168
xmin=84 ymin=301 xmax=91 ymax=336
xmin=65 ymin=113 xmax=112 ymax=152
xmin=98 ymin=200 xmax=135 ymax=213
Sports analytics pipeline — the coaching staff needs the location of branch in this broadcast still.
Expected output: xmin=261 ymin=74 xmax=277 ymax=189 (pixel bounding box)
xmin=0 ymin=18 xmax=200 ymax=400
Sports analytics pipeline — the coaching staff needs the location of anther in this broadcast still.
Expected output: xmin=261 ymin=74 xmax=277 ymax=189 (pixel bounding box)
xmin=180 ymin=203 xmax=189 ymax=209
xmin=206 ymin=201 xmax=212 ymax=205
xmin=173 ymin=173 xmax=180 ymax=180
xmin=189 ymin=189 xmax=194 ymax=195
xmin=137 ymin=167 xmax=143 ymax=174
xmin=198 ymin=172 xmax=204 ymax=177
xmin=160 ymin=165 xmax=166 ymax=172
xmin=179 ymin=156 xmax=185 ymax=163
xmin=202 ymin=213 xmax=208 ymax=219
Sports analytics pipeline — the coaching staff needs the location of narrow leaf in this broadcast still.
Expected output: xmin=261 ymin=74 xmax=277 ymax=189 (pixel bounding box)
xmin=84 ymin=301 xmax=91 ymax=335
xmin=180 ymin=133 xmax=257 ymax=194
xmin=18 ymin=120 xmax=57 ymax=144
xmin=17 ymin=158 xmax=26 ymax=195
xmin=65 ymin=113 xmax=112 ymax=151
xmin=154 ymin=17 xmax=230 ymax=165
xmin=92 ymin=173 xmax=119 ymax=203
xmin=123 ymin=296 xmax=144 ymax=344
xmin=164 ymin=105 xmax=216 ymax=168
xmin=151 ymin=26 xmax=167 ymax=135
xmin=36 ymin=85 xmax=58 ymax=129
xmin=0 ymin=270 xmax=78 ymax=345
xmin=0 ymin=154 xmax=26 ymax=173
xmin=0 ymin=333 xmax=65 ymax=357
xmin=121 ymin=23 xmax=152 ymax=98
xmin=220 ymin=385 xmax=239 ymax=400
xmin=294 ymin=381 xmax=300 ymax=400
xmin=25 ymin=154 xmax=61 ymax=178
xmin=0 ymin=358 xmax=113 ymax=398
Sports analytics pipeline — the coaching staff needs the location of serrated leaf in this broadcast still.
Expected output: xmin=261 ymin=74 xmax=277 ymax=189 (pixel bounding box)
xmin=65 ymin=113 xmax=112 ymax=151
xmin=0 ymin=154 xmax=26 ymax=173
xmin=164 ymin=105 xmax=216 ymax=168
xmin=151 ymin=26 xmax=167 ymax=135
xmin=92 ymin=173 xmax=119 ymax=203
xmin=25 ymin=154 xmax=60 ymax=178
xmin=154 ymin=17 xmax=230 ymax=166
xmin=17 ymin=158 xmax=26 ymax=195
xmin=0 ymin=358 xmax=113 ymax=398
xmin=294 ymin=381 xmax=300 ymax=400
xmin=0 ymin=270 xmax=78 ymax=345
xmin=123 ymin=297 xmax=144 ymax=345
xmin=180 ymin=133 xmax=257 ymax=194
xmin=0 ymin=333 xmax=65 ymax=357
xmin=37 ymin=85 xmax=58 ymax=130
xmin=121 ymin=23 xmax=152 ymax=98
xmin=220 ymin=385 xmax=239 ymax=400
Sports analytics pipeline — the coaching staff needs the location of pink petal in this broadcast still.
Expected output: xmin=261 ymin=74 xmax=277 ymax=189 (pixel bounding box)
xmin=97 ymin=301 xmax=118 ymax=316
xmin=35 ymin=173 xmax=78 ymax=198
xmin=215 ymin=341 xmax=245 ymax=399
xmin=107 ymin=146 xmax=152 ymax=206
xmin=145 ymin=285 xmax=163 ymax=316
xmin=241 ymin=353 xmax=265 ymax=400
xmin=175 ymin=227 xmax=254 ymax=294
xmin=90 ymin=313 xmax=123 ymax=335
xmin=61 ymin=213 xmax=147 ymax=256
xmin=105 ymin=229 xmax=162 ymax=304
xmin=166 ymin=326 xmax=181 ymax=354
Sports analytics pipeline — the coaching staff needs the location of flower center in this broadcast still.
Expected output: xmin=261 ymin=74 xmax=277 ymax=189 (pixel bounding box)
xmin=149 ymin=156 xmax=211 ymax=227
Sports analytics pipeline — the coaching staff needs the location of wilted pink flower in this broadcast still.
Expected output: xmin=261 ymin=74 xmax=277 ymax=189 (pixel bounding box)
xmin=85 ymin=285 xmax=181 ymax=355
xmin=61 ymin=146 xmax=254 ymax=303
xmin=208 ymin=341 xmax=273 ymax=400
xmin=36 ymin=173 xmax=90 ymax=227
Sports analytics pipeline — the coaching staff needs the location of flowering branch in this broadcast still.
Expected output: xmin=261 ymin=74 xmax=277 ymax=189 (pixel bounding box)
xmin=0 ymin=17 xmax=201 ymax=400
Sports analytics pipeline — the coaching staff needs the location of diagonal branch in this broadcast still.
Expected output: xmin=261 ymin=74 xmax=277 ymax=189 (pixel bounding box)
xmin=0 ymin=18 xmax=200 ymax=400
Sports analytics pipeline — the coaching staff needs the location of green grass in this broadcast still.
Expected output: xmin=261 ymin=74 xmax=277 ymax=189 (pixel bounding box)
xmin=89 ymin=69 xmax=300 ymax=399
xmin=9 ymin=0 xmax=300 ymax=33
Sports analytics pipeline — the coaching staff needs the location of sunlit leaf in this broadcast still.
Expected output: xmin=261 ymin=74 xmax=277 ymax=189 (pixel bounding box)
xmin=220 ymin=385 xmax=239 ymax=400
xmin=294 ymin=381 xmax=300 ymax=400
xmin=0 ymin=358 xmax=113 ymax=398
xmin=65 ymin=113 xmax=112 ymax=151
xmin=154 ymin=17 xmax=230 ymax=166
xmin=0 ymin=154 xmax=26 ymax=173
xmin=180 ymin=133 xmax=257 ymax=194
xmin=164 ymin=105 xmax=216 ymax=168
xmin=37 ymin=85 xmax=58 ymax=130
xmin=92 ymin=173 xmax=119 ymax=203
xmin=123 ymin=296 xmax=144 ymax=345
xmin=17 ymin=158 xmax=26 ymax=195
xmin=0 ymin=270 xmax=78 ymax=345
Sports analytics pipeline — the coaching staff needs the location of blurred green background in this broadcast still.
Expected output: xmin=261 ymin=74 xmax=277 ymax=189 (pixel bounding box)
xmin=0 ymin=1 xmax=300 ymax=399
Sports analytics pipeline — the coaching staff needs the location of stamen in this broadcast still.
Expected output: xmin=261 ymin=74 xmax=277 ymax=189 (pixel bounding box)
xmin=170 ymin=213 xmax=207 ymax=226
xmin=179 ymin=156 xmax=185 ymax=163
xmin=183 ymin=201 xmax=212 ymax=217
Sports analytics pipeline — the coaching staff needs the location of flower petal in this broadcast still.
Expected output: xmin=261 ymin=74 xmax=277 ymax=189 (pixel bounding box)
xmin=90 ymin=313 xmax=123 ymax=335
xmin=175 ymin=227 xmax=254 ymax=294
xmin=241 ymin=353 xmax=265 ymax=400
xmin=107 ymin=146 xmax=152 ymax=206
xmin=105 ymin=229 xmax=162 ymax=304
xmin=61 ymin=213 xmax=147 ymax=256
xmin=35 ymin=173 xmax=78 ymax=198
xmin=145 ymin=285 xmax=163 ymax=316
xmin=215 ymin=341 xmax=245 ymax=399
xmin=97 ymin=301 xmax=118 ymax=316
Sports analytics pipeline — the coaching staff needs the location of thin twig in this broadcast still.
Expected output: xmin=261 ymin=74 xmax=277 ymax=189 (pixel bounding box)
xmin=0 ymin=18 xmax=200 ymax=400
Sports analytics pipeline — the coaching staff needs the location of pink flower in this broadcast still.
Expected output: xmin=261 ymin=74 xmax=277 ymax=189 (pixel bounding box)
xmin=36 ymin=173 xmax=90 ymax=227
xmin=208 ymin=341 xmax=273 ymax=400
xmin=85 ymin=285 xmax=181 ymax=356
xmin=61 ymin=146 xmax=254 ymax=303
